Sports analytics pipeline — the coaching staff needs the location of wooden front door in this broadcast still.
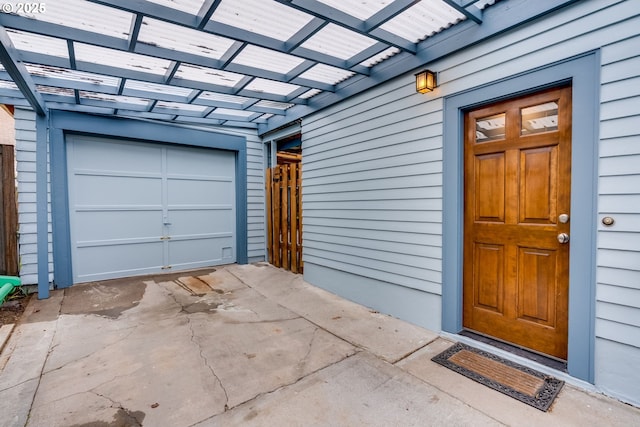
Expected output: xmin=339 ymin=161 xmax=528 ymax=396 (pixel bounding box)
xmin=463 ymin=86 xmax=572 ymax=359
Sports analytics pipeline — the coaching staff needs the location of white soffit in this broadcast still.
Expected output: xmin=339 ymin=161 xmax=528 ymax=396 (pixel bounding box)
xmin=210 ymin=0 xmax=314 ymax=42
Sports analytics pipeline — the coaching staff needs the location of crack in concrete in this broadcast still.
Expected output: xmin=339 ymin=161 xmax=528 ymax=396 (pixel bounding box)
xmin=165 ymin=288 xmax=230 ymax=412
xmin=0 ymin=377 xmax=37 ymax=393
xmin=296 ymin=327 xmax=318 ymax=377
xmin=391 ymin=336 xmax=440 ymax=364
xmin=187 ymin=312 xmax=230 ymax=411
xmin=190 ymin=351 xmax=362 ymax=427
xmin=25 ymin=297 xmax=63 ymax=427
xmin=41 ymin=326 xmax=138 ymax=376
xmin=223 ymin=316 xmax=303 ymax=325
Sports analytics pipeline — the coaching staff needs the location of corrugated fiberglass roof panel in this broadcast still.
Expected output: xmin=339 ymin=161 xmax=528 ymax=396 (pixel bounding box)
xmin=300 ymin=23 xmax=378 ymax=60
xmin=27 ymin=0 xmax=133 ymax=40
xmin=243 ymin=78 xmax=301 ymax=97
xmin=75 ymin=44 xmax=171 ymax=76
xmin=174 ymin=64 xmax=245 ymax=87
xmin=145 ymin=0 xmax=204 ymax=15
xmin=210 ymin=0 xmax=314 ymax=42
xmin=7 ymin=30 xmax=69 ymax=59
xmin=231 ymin=45 xmax=306 ymax=75
xmin=379 ymin=0 xmax=465 ymax=43
xmin=298 ymin=64 xmax=355 ymax=85
xmin=138 ymin=18 xmax=237 ymax=59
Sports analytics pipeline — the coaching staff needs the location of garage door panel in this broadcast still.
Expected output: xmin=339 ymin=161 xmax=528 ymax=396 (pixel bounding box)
xmin=167 ymin=146 xmax=234 ymax=175
xmin=75 ymin=210 xmax=163 ymax=241
xmin=74 ymin=175 xmax=162 ymax=205
xmin=168 ymin=237 xmax=234 ymax=267
xmin=75 ymin=242 xmax=164 ymax=281
xmin=168 ymin=209 xmax=234 ymax=235
xmin=167 ymin=178 xmax=234 ymax=205
xmin=72 ymin=137 xmax=163 ymax=174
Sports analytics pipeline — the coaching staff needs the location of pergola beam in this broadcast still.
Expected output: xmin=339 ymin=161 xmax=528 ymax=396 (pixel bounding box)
xmin=0 ymin=25 xmax=46 ymax=115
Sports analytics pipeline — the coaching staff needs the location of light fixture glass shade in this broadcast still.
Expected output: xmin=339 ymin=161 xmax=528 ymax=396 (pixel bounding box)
xmin=415 ymin=70 xmax=436 ymax=93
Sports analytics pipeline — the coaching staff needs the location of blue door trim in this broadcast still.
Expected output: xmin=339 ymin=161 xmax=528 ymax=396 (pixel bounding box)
xmin=50 ymin=111 xmax=248 ymax=288
xmin=442 ymin=51 xmax=600 ymax=383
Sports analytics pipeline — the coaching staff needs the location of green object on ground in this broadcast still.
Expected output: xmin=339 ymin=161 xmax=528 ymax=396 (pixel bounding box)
xmin=0 ymin=275 xmax=21 ymax=305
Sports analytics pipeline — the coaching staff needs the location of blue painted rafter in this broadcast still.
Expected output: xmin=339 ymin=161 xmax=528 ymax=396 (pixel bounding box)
xmin=0 ymin=25 xmax=46 ymax=115
xmin=442 ymin=0 xmax=483 ymax=24
xmin=275 ymin=0 xmax=418 ymax=53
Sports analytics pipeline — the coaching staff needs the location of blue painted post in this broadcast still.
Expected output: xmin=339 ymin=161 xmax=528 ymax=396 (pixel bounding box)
xmin=36 ymin=113 xmax=49 ymax=299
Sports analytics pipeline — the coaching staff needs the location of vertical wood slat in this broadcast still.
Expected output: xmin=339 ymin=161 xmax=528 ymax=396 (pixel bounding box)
xmin=0 ymin=145 xmax=18 ymax=275
xmin=266 ymin=162 xmax=303 ymax=273
xmin=281 ymin=165 xmax=290 ymax=270
xmin=296 ymin=163 xmax=303 ymax=272
xmin=273 ymin=167 xmax=281 ymax=267
xmin=289 ymin=163 xmax=298 ymax=273
xmin=265 ymin=167 xmax=273 ymax=264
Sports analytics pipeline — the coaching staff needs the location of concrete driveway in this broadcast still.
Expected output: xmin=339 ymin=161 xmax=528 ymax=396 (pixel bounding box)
xmin=0 ymin=263 xmax=638 ymax=426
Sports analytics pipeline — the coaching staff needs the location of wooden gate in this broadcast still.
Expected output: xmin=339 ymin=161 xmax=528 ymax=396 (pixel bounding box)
xmin=0 ymin=144 xmax=18 ymax=275
xmin=266 ymin=162 xmax=303 ymax=273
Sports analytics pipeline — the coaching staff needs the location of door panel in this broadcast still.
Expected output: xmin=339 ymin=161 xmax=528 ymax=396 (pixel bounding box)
xmin=463 ymin=86 xmax=571 ymax=359
xmin=473 ymin=243 xmax=504 ymax=313
xmin=519 ymin=146 xmax=557 ymax=224
xmin=475 ymin=154 xmax=505 ymax=222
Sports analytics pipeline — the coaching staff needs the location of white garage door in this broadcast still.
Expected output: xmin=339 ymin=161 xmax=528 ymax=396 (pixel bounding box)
xmin=67 ymin=135 xmax=236 ymax=283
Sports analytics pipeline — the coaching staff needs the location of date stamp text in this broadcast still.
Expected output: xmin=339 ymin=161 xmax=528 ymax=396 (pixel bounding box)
xmin=1 ymin=3 xmax=46 ymax=14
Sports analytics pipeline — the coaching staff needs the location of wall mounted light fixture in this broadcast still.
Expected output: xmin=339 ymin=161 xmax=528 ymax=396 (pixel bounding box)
xmin=415 ymin=70 xmax=437 ymax=93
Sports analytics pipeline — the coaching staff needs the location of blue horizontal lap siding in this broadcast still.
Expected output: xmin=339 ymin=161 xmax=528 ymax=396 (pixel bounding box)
xmin=238 ymin=129 xmax=266 ymax=261
xmin=597 ymin=29 xmax=640 ymax=355
xmin=302 ymin=80 xmax=444 ymax=297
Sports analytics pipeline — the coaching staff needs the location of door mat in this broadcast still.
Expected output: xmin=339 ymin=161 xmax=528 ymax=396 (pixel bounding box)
xmin=431 ymin=342 xmax=564 ymax=412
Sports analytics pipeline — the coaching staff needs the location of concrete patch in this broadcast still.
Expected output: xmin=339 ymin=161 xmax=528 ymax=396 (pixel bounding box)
xmin=61 ymin=279 xmax=146 ymax=319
